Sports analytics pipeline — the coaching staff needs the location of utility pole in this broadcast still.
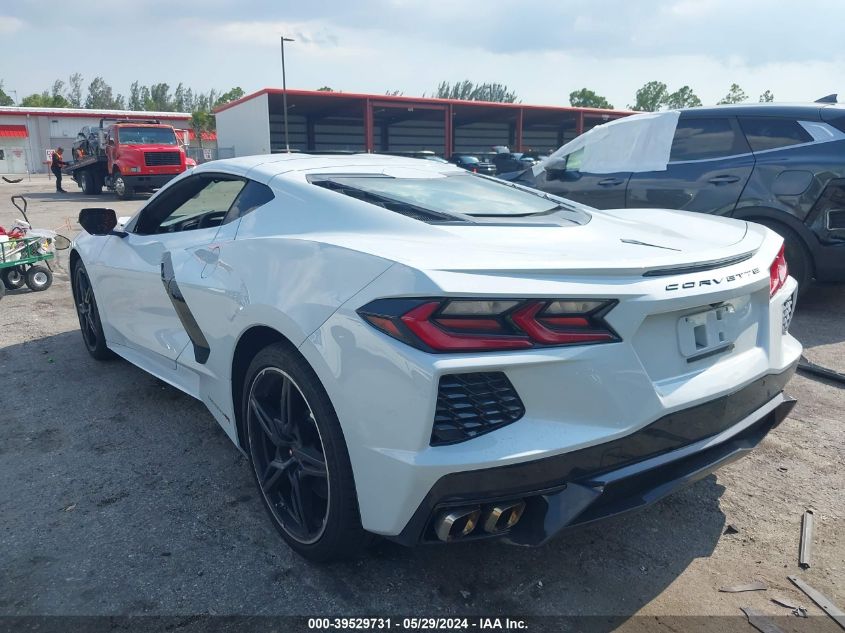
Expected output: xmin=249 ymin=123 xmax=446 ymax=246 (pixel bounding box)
xmin=280 ymin=36 xmax=295 ymax=152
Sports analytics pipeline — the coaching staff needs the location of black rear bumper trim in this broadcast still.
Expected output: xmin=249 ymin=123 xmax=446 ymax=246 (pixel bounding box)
xmin=392 ymin=363 xmax=798 ymax=546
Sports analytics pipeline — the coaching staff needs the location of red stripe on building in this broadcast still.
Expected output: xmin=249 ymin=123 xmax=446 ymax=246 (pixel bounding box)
xmin=0 ymin=125 xmax=28 ymax=138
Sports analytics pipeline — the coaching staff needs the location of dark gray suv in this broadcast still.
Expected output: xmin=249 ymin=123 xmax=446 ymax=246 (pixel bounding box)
xmin=516 ymin=103 xmax=845 ymax=289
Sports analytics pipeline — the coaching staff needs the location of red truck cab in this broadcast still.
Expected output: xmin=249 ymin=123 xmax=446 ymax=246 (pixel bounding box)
xmin=104 ymin=123 xmax=188 ymax=198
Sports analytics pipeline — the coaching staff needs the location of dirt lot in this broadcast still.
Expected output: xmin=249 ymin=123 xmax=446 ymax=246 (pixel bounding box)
xmin=0 ymin=176 xmax=843 ymax=630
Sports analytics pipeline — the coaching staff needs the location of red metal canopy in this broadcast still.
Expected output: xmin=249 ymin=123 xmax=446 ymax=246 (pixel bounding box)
xmin=0 ymin=125 xmax=28 ymax=138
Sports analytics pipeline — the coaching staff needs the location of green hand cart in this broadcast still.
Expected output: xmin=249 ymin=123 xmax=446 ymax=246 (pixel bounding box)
xmin=0 ymin=196 xmax=69 ymax=299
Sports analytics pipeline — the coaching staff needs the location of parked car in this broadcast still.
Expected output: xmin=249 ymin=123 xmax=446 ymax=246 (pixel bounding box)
xmin=449 ymin=153 xmax=497 ymax=175
xmin=491 ymin=152 xmax=535 ymax=174
xmin=71 ymin=154 xmax=800 ymax=561
xmin=514 ymin=103 xmax=845 ymax=290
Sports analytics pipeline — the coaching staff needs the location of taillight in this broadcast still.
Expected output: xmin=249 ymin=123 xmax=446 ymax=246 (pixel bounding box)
xmin=357 ymin=298 xmax=619 ymax=352
xmin=770 ymin=243 xmax=788 ymax=297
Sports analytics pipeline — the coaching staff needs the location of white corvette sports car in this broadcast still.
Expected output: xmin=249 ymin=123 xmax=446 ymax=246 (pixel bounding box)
xmin=71 ymin=153 xmax=801 ymax=561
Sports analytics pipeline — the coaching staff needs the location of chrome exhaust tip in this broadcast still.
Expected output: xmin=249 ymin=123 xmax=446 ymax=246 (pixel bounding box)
xmin=483 ymin=500 xmax=526 ymax=534
xmin=434 ymin=506 xmax=481 ymax=542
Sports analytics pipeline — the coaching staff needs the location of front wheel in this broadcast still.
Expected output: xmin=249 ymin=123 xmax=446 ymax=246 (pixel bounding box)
xmin=242 ymin=343 xmax=370 ymax=562
xmin=71 ymin=260 xmax=115 ymax=360
xmin=25 ymin=265 xmax=52 ymax=291
xmin=113 ymin=172 xmax=134 ymax=200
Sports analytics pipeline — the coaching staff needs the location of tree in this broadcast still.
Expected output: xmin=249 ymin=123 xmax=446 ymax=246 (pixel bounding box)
xmin=68 ymin=73 xmax=83 ymax=107
xmin=173 ymin=83 xmax=194 ymax=112
xmin=146 ymin=83 xmax=173 ymax=111
xmin=630 ymin=81 xmax=668 ymax=112
xmin=384 ymin=89 xmax=403 ymax=96
xmin=191 ymin=110 xmax=215 ymax=149
xmin=569 ymin=88 xmax=613 ymax=109
xmin=718 ymin=83 xmax=748 ymax=105
xmin=317 ymin=86 xmax=334 ymax=92
xmin=215 ymin=87 xmax=244 ymax=107
xmin=434 ymin=80 xmax=518 ymax=103
xmin=20 ymin=89 xmax=69 ymax=108
xmin=759 ymin=89 xmax=774 ymax=103
xmin=665 ymin=85 xmax=702 ymax=109
xmin=0 ymin=81 xmax=14 ymax=106
xmin=85 ymin=76 xmax=124 ymax=109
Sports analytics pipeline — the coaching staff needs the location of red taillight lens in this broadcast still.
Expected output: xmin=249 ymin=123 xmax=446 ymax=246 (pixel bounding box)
xmin=358 ymin=298 xmax=619 ymax=353
xmin=770 ymin=243 xmax=789 ymax=297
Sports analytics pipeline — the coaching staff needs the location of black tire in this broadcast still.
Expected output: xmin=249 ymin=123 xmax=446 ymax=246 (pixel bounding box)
xmin=80 ymin=169 xmax=102 ymax=195
xmin=757 ymin=221 xmax=812 ymax=294
xmin=25 ymin=265 xmax=52 ymax=291
xmin=113 ymin=171 xmax=134 ymax=200
xmin=241 ymin=343 xmax=370 ymax=562
xmin=0 ymin=281 xmax=5 ymax=300
xmin=71 ymin=260 xmax=115 ymax=361
xmin=1 ymin=266 xmax=26 ymax=290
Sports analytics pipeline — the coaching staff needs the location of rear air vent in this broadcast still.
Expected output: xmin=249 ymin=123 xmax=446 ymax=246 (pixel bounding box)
xmin=431 ymin=372 xmax=525 ymax=446
xmin=827 ymin=210 xmax=845 ymax=230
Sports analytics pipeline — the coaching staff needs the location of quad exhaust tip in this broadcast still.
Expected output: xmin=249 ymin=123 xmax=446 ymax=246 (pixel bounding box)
xmin=483 ymin=500 xmax=526 ymax=534
xmin=434 ymin=507 xmax=481 ymax=542
xmin=433 ymin=500 xmax=527 ymax=542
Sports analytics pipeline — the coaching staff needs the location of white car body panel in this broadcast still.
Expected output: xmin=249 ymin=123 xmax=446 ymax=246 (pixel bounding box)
xmin=71 ymin=153 xmax=802 ymax=540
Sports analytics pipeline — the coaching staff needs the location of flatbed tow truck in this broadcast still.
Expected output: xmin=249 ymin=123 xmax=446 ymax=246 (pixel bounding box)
xmin=63 ymin=119 xmax=194 ymax=199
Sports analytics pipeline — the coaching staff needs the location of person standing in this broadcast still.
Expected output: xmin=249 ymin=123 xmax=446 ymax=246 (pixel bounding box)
xmin=51 ymin=147 xmax=67 ymax=193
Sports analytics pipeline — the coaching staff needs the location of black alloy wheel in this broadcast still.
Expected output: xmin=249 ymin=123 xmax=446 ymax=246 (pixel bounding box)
xmin=247 ymin=367 xmax=330 ymax=545
xmin=242 ymin=343 xmax=371 ymax=561
xmin=71 ymin=261 xmax=114 ymax=360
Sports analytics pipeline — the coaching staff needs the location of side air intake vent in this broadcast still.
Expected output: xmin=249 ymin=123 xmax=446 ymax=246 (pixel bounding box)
xmin=431 ymin=372 xmax=525 ymax=446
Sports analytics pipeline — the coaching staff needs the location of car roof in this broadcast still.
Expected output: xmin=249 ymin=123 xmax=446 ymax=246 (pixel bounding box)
xmin=191 ymin=152 xmax=466 ymax=181
xmin=678 ymin=102 xmax=838 ymax=120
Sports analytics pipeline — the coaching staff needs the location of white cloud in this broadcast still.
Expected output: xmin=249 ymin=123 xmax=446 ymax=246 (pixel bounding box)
xmin=0 ymin=16 xmax=23 ymax=33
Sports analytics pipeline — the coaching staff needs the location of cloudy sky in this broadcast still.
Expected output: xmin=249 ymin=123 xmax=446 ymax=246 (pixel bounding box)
xmin=2 ymin=0 xmax=843 ymax=109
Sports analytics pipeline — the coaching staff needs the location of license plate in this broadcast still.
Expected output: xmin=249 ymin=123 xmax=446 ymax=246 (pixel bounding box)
xmin=677 ymin=304 xmax=735 ymax=361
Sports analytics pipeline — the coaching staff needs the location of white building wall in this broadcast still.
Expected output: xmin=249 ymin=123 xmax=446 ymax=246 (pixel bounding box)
xmin=215 ymin=93 xmax=270 ymax=157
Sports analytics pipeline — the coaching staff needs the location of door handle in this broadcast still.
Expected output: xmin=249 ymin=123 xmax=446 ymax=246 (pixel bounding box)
xmin=598 ymin=178 xmax=624 ymax=186
xmin=708 ymin=175 xmax=740 ymax=185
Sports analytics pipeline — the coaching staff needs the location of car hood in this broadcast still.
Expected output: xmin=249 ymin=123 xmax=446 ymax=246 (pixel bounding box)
xmin=308 ymin=207 xmax=764 ymax=276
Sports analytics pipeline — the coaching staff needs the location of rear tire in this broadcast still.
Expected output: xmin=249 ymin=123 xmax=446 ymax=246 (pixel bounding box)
xmin=241 ymin=343 xmax=371 ymax=562
xmin=25 ymin=265 xmax=52 ymax=291
xmin=80 ymin=169 xmax=102 ymax=195
xmin=2 ymin=266 xmax=26 ymax=290
xmin=71 ymin=260 xmax=115 ymax=361
xmin=756 ymin=221 xmax=812 ymax=294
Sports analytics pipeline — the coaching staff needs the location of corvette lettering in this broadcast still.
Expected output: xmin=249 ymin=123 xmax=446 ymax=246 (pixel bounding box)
xmin=665 ymin=268 xmax=761 ymax=291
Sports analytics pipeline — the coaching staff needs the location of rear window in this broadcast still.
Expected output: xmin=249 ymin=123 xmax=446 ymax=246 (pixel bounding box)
xmin=457 ymin=156 xmax=479 ymax=163
xmin=670 ymin=118 xmax=749 ymax=162
xmin=311 ymin=173 xmax=579 ymax=219
xmin=738 ymin=117 xmax=813 ymax=152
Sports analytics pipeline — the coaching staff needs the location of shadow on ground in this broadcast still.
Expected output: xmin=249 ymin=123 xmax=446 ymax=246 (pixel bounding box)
xmin=0 ymin=329 xmax=728 ymax=624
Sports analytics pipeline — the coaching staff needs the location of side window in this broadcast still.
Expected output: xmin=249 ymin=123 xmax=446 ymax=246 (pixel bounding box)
xmin=565 ymin=147 xmax=584 ymax=172
xmin=738 ymin=117 xmax=813 ymax=152
xmin=670 ymin=118 xmax=749 ymax=162
xmin=135 ymin=174 xmax=245 ymax=234
xmin=223 ymin=180 xmax=275 ymax=223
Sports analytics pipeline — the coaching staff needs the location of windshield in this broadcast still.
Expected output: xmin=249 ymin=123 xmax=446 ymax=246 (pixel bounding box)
xmin=322 ymin=173 xmax=570 ymax=217
xmin=118 ymin=127 xmax=177 ymax=146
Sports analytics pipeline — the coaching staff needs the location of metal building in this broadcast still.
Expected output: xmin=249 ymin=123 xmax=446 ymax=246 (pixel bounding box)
xmin=0 ymin=107 xmax=219 ymax=174
xmin=215 ymin=89 xmax=631 ymax=158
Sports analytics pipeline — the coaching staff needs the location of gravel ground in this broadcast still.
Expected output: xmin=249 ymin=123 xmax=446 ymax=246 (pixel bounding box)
xmin=0 ymin=177 xmax=842 ymax=629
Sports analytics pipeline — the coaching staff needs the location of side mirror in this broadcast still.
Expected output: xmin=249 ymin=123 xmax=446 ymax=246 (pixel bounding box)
xmin=79 ymin=208 xmax=119 ymax=236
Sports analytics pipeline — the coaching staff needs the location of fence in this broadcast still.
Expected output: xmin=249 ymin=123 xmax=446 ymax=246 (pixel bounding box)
xmin=185 ymin=146 xmax=235 ymax=164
